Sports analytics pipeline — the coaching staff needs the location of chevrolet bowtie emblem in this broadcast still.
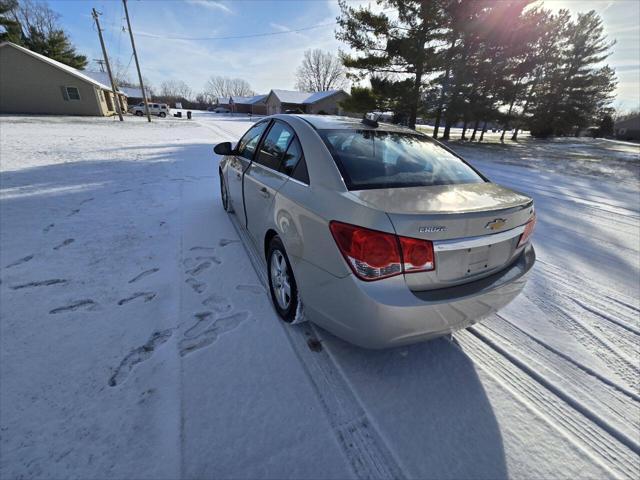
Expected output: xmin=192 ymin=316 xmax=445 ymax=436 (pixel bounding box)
xmin=485 ymin=218 xmax=507 ymax=231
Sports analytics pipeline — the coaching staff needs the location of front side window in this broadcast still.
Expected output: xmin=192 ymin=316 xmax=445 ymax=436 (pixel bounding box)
xmin=65 ymin=86 xmax=80 ymax=101
xmin=237 ymin=121 xmax=269 ymax=160
xmin=319 ymin=130 xmax=485 ymax=190
xmin=255 ymin=121 xmax=294 ymax=170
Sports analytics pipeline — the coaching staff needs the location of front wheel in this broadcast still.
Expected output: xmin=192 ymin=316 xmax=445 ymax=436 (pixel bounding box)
xmin=267 ymin=237 xmax=298 ymax=322
xmin=159 ymin=112 xmax=166 ymax=118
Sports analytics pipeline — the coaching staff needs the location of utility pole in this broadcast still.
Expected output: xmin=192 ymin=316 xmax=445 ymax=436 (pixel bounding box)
xmin=92 ymin=8 xmax=123 ymax=121
xmin=122 ymin=0 xmax=151 ymax=122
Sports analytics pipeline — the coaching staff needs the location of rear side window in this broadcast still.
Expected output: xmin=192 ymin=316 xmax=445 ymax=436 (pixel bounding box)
xmin=237 ymin=121 xmax=269 ymax=160
xmin=280 ymin=138 xmax=309 ymax=184
xmin=319 ymin=130 xmax=485 ymax=190
xmin=255 ymin=121 xmax=294 ymax=170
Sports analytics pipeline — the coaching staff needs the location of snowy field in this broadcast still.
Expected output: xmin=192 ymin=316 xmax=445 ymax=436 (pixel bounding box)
xmin=1 ymin=113 xmax=638 ymax=479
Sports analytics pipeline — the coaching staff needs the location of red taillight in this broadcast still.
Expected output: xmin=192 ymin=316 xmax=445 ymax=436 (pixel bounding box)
xmin=329 ymin=222 xmax=402 ymax=280
xmin=518 ymin=213 xmax=537 ymax=247
xmin=399 ymin=236 xmax=434 ymax=272
xmin=329 ymin=221 xmax=434 ymax=281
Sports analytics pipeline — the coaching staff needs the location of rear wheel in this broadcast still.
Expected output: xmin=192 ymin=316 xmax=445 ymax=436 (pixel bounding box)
xmin=267 ymin=237 xmax=298 ymax=322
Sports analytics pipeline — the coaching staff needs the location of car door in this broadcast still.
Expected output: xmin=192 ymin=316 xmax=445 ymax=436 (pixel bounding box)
xmin=226 ymin=120 xmax=270 ymax=226
xmin=243 ymin=120 xmax=295 ymax=246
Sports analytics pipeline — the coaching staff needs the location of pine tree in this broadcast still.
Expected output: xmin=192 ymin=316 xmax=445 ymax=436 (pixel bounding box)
xmin=24 ymin=26 xmax=87 ymax=69
xmin=2 ymin=0 xmax=87 ymax=69
xmin=336 ymin=0 xmax=442 ymax=129
xmin=527 ymin=10 xmax=616 ymax=137
xmin=0 ymin=0 xmax=22 ymax=43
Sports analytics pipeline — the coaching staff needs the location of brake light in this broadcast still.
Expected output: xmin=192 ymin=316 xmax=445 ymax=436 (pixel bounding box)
xmin=329 ymin=221 xmax=434 ymax=281
xmin=518 ymin=213 xmax=536 ymax=247
xmin=399 ymin=236 xmax=434 ymax=272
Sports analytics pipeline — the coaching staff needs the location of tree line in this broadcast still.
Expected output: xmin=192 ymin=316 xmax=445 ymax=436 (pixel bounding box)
xmin=337 ymin=0 xmax=617 ymax=139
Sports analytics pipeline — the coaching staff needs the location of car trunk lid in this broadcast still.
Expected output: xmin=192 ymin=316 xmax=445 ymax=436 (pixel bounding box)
xmin=348 ymin=183 xmax=534 ymax=290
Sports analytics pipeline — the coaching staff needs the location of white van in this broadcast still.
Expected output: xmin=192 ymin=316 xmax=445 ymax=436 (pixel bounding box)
xmin=129 ymin=102 xmax=170 ymax=117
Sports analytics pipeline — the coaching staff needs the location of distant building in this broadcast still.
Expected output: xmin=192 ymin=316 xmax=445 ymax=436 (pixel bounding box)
xmin=215 ymin=95 xmax=267 ymax=115
xmin=0 ymin=42 xmax=128 ymax=116
xmin=264 ymin=89 xmax=349 ymax=115
xmin=614 ymin=115 xmax=640 ymax=141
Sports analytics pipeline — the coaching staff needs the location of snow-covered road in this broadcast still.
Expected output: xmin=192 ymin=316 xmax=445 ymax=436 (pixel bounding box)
xmin=1 ymin=114 xmax=638 ymax=479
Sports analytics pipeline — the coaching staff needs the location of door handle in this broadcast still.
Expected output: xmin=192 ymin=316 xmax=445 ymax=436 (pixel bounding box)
xmin=260 ymin=187 xmax=270 ymax=198
xmin=236 ymin=172 xmax=241 ymax=180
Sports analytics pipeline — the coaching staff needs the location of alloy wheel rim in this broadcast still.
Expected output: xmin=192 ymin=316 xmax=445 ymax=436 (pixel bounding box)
xmin=270 ymin=250 xmax=291 ymax=310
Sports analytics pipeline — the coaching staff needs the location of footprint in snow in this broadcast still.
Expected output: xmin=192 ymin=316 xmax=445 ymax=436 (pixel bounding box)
xmin=67 ymin=209 xmax=80 ymax=217
xmin=79 ymin=197 xmax=94 ymax=205
xmin=186 ymin=278 xmax=206 ymax=294
xmin=189 ymin=246 xmax=216 ymax=253
xmin=49 ymin=299 xmax=97 ymax=315
xmin=11 ymin=279 xmax=68 ymax=290
xmin=184 ymin=312 xmax=214 ymax=338
xmin=179 ymin=312 xmax=249 ymax=357
xmin=128 ymin=268 xmax=159 ymax=284
xmin=202 ymin=293 xmax=232 ymax=313
xmin=108 ymin=330 xmax=173 ymax=387
xmin=5 ymin=254 xmax=34 ymax=269
xmin=185 ymin=261 xmax=212 ymax=276
xmin=43 ymin=223 xmax=55 ymax=233
xmin=118 ymin=292 xmax=156 ymax=306
xmin=196 ymin=255 xmax=222 ymax=265
xmin=53 ymin=239 xmax=74 ymax=250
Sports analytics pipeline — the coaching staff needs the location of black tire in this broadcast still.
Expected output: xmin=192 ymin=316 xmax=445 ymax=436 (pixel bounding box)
xmin=220 ymin=172 xmax=232 ymax=212
xmin=159 ymin=112 xmax=166 ymax=118
xmin=135 ymin=110 xmax=143 ymax=116
xmin=267 ymin=236 xmax=298 ymax=323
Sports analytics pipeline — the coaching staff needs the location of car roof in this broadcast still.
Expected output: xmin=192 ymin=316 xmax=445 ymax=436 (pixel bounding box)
xmin=287 ymin=114 xmax=418 ymax=134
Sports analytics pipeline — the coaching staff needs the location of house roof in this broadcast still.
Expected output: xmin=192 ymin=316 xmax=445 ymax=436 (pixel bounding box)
xmin=269 ymin=89 xmax=346 ymax=105
xmin=119 ymin=86 xmax=145 ymax=98
xmin=0 ymin=42 xmax=126 ymax=95
xmin=217 ymin=94 xmax=267 ymax=105
xmin=615 ymin=115 xmax=640 ymax=130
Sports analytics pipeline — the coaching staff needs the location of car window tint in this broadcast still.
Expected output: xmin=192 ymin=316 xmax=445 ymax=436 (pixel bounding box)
xmin=280 ymin=137 xmax=303 ymax=176
xmin=319 ymin=130 xmax=484 ymax=190
xmin=256 ymin=122 xmax=294 ymax=170
xmin=291 ymin=156 xmax=310 ymax=184
xmin=237 ymin=122 xmax=269 ymax=160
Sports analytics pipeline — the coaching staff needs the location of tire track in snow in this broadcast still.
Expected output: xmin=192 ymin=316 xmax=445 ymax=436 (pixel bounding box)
xmin=480 ymin=317 xmax=640 ymax=445
xmin=526 ymin=263 xmax=639 ymax=389
xmin=228 ymin=211 xmax=405 ymax=480
xmin=455 ymin=329 xmax=640 ymax=479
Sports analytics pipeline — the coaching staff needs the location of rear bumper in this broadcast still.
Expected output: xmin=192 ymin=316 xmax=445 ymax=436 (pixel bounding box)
xmin=298 ymin=244 xmax=535 ymax=348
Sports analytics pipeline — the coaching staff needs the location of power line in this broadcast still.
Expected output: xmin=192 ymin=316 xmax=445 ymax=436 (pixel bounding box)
xmin=133 ymin=21 xmax=337 ymax=41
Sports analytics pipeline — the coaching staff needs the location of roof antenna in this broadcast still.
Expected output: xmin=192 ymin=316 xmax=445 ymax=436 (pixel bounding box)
xmin=361 ymin=112 xmax=379 ymax=128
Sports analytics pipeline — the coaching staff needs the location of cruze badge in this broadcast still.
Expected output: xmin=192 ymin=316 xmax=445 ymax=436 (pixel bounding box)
xmin=485 ymin=218 xmax=507 ymax=231
xmin=419 ymin=225 xmax=447 ymax=233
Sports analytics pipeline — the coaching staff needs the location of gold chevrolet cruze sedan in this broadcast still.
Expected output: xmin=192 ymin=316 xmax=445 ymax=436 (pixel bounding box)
xmin=216 ymin=115 xmax=535 ymax=348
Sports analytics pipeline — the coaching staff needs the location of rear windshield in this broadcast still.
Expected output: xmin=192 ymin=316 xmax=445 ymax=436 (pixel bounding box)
xmin=319 ymin=130 xmax=485 ymax=190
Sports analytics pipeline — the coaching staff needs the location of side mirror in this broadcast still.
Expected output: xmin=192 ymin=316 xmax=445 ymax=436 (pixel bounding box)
xmin=214 ymin=142 xmax=234 ymax=155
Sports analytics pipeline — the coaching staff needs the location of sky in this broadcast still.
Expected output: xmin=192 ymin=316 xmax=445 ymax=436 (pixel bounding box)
xmin=49 ymin=0 xmax=639 ymax=110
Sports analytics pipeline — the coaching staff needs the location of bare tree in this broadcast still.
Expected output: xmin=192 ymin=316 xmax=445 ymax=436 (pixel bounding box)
xmin=159 ymin=79 xmax=193 ymax=100
xmin=294 ymin=49 xmax=348 ymax=92
xmin=9 ymin=0 xmax=58 ymax=37
xmin=203 ymin=76 xmax=255 ymax=99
